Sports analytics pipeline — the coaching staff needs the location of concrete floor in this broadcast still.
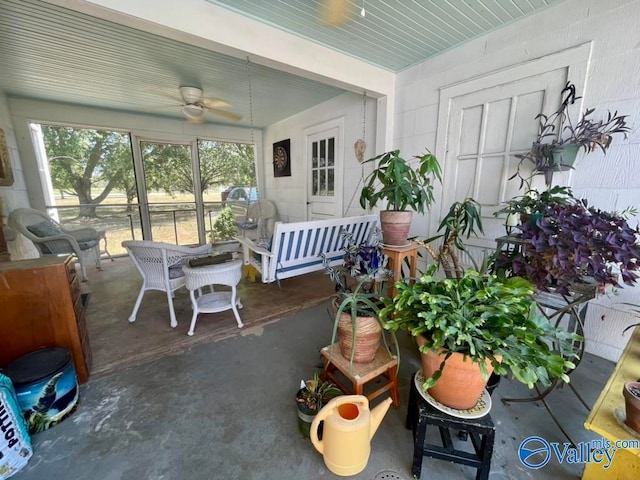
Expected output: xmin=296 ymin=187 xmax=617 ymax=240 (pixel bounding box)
xmin=13 ymin=298 xmax=615 ymax=480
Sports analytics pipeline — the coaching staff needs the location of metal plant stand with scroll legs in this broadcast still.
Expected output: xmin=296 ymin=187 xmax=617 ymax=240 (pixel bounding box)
xmin=500 ymin=283 xmax=596 ymax=446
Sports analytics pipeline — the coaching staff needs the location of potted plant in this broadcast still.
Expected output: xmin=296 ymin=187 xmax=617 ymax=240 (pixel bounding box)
xmin=416 ymin=197 xmax=485 ymax=279
xmin=321 ymin=228 xmax=386 ymax=294
xmin=623 ymin=381 xmax=640 ymax=434
xmin=380 ymin=267 xmax=581 ymax=410
xmin=495 ymin=185 xmax=575 ymax=227
xmin=320 ymin=229 xmax=397 ymax=367
xmin=295 ymin=373 xmax=342 ymax=438
xmin=359 ymin=149 xmax=442 ymax=246
xmin=512 ymin=81 xmax=630 ymax=188
xmin=493 ymin=200 xmax=640 ymax=295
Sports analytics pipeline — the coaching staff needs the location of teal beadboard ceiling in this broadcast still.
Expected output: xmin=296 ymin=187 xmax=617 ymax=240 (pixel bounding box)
xmin=0 ymin=0 xmax=563 ymax=127
xmin=208 ymin=0 xmax=564 ymax=72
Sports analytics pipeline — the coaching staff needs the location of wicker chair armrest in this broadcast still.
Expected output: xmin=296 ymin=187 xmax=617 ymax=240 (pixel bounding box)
xmin=38 ymin=234 xmax=83 ymax=255
xmin=62 ymin=226 xmax=99 ymax=239
xmin=165 ymin=243 xmax=212 ymax=267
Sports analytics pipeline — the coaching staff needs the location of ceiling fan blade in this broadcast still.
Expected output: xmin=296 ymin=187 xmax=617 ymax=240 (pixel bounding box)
xmin=202 ymin=97 xmax=232 ymax=109
xmin=186 ymin=114 xmax=205 ymax=124
xmin=320 ymin=0 xmax=350 ymax=26
xmin=205 ymin=107 xmax=243 ymax=122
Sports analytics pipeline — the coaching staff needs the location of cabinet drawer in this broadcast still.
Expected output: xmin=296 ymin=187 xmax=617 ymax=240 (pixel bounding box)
xmin=77 ymin=312 xmax=92 ymax=371
xmin=73 ymin=293 xmax=85 ymax=321
xmin=65 ymin=257 xmax=78 ymax=284
xmin=70 ymin=276 xmax=81 ymax=304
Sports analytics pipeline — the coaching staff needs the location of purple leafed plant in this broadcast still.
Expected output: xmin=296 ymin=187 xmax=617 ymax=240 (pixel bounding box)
xmin=496 ymin=202 xmax=640 ymax=295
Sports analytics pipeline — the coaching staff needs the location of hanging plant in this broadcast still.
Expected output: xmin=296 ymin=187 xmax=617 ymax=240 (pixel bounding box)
xmin=512 ymin=82 xmax=630 ymax=188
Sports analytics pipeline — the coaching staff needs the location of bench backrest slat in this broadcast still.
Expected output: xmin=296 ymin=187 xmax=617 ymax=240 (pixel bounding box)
xmin=268 ymin=214 xmax=379 ymax=282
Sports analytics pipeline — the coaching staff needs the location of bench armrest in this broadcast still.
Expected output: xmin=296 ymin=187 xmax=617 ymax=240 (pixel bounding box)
xmin=236 ymin=237 xmax=274 ymax=258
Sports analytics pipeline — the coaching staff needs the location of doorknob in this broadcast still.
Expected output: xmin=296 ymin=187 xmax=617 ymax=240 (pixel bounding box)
xmin=306 ymin=202 xmax=311 ymax=205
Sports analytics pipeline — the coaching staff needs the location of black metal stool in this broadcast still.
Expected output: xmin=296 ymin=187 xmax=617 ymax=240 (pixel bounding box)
xmin=405 ymin=372 xmax=496 ymax=480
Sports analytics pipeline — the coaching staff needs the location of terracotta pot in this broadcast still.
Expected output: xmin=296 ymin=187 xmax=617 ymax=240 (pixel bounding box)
xmin=623 ymin=382 xmax=640 ymax=434
xmin=417 ymin=335 xmax=495 ymax=410
xmin=379 ymin=210 xmax=412 ymax=246
xmin=336 ymin=310 xmax=382 ymax=364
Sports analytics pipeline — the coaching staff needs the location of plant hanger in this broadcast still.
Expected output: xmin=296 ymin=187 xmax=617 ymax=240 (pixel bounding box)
xmin=343 ymin=91 xmax=368 ymax=216
xmin=245 ymin=56 xmax=268 ymax=241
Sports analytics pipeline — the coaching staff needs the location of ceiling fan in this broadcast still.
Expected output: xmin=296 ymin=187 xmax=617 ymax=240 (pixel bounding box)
xmin=173 ymin=86 xmax=242 ymax=123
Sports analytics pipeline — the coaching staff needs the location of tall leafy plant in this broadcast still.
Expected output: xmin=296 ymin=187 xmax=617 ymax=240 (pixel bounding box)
xmin=359 ymin=150 xmax=442 ymax=213
xmin=417 ymin=197 xmax=484 ymax=279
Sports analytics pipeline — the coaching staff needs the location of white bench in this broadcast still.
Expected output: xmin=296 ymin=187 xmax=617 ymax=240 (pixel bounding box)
xmin=236 ymin=214 xmax=379 ymax=284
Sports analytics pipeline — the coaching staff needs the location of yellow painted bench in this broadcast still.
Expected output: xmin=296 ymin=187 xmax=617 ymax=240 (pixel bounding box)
xmin=583 ymin=326 xmax=640 ymax=479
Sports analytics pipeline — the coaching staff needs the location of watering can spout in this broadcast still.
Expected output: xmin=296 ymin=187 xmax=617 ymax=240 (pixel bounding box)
xmin=369 ymin=397 xmax=393 ymax=440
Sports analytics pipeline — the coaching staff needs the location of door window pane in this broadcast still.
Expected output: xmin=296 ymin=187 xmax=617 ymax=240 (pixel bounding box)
xmin=319 ymin=140 xmax=326 ymax=167
xmin=328 ymin=137 xmax=335 ymax=166
xmin=312 ymin=141 xmax=318 ymax=168
xmin=328 ymin=169 xmax=334 ymax=195
xmin=319 ymin=170 xmax=326 ymax=195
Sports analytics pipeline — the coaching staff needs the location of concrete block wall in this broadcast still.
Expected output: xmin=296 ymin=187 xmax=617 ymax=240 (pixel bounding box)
xmin=393 ymin=0 xmax=640 ymax=361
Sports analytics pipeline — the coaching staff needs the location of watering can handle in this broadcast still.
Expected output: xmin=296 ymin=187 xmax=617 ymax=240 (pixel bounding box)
xmin=310 ymin=395 xmax=369 ymax=455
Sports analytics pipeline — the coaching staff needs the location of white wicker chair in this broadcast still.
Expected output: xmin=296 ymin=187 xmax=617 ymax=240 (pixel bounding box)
xmin=122 ymin=240 xmax=212 ymax=328
xmin=8 ymin=207 xmax=101 ymax=281
xmin=237 ymin=199 xmax=278 ymax=242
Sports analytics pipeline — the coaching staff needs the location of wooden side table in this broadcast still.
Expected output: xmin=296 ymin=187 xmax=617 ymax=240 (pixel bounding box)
xmin=320 ymin=343 xmax=400 ymax=407
xmin=182 ymin=260 xmax=244 ymax=336
xmin=383 ymin=242 xmax=419 ymax=298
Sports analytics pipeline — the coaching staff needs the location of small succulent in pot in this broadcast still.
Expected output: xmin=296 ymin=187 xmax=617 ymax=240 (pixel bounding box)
xmin=296 ymin=372 xmax=342 ymax=413
xmin=295 ymin=373 xmax=342 ymax=438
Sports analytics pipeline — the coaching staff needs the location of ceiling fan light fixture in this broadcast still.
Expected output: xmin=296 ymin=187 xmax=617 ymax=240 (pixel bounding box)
xmin=181 ymin=104 xmax=203 ymax=119
xmin=179 ymin=86 xmax=203 ymax=104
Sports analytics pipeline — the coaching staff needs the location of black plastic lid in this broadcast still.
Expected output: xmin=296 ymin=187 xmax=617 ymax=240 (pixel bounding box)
xmin=1 ymin=347 xmax=72 ymax=385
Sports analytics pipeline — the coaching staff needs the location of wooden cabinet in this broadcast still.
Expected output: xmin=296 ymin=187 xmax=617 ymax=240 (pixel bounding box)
xmin=0 ymin=256 xmax=91 ymax=383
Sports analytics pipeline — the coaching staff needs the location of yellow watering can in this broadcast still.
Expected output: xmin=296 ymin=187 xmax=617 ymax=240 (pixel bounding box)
xmin=310 ymin=395 xmax=393 ymax=476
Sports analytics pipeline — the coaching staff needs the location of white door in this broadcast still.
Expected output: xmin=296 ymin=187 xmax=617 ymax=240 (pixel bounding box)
xmin=440 ymin=68 xmax=568 ymax=262
xmin=306 ymin=124 xmax=342 ymax=220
